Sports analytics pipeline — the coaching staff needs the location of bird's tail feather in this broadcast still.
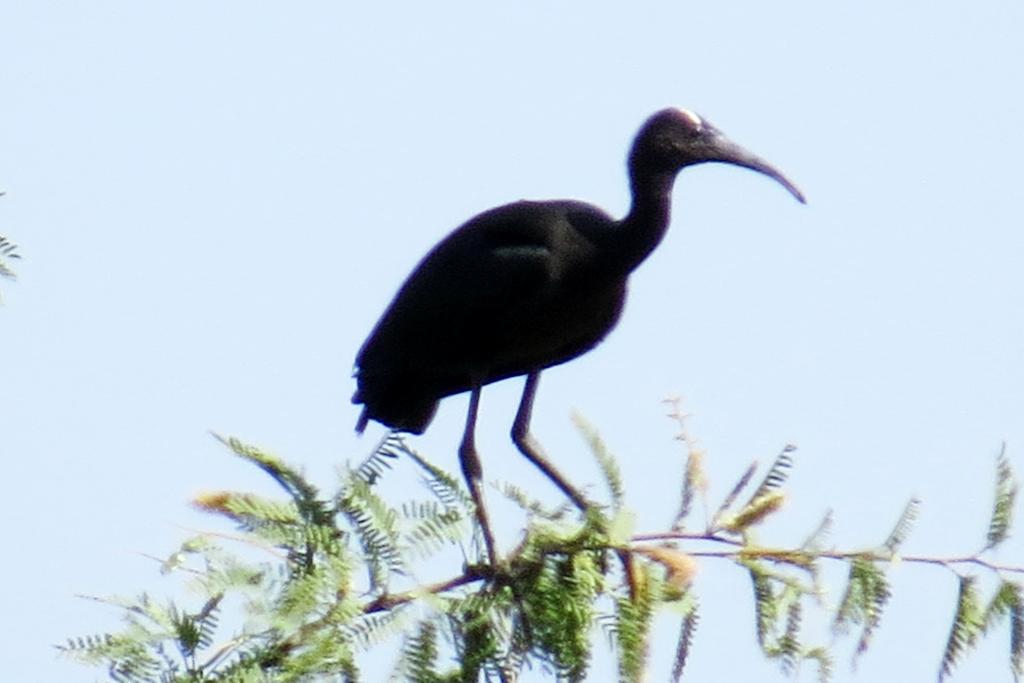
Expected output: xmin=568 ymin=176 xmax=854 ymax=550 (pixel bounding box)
xmin=355 ymin=407 xmax=370 ymax=434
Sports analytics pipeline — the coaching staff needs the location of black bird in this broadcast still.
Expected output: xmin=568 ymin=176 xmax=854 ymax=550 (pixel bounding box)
xmin=354 ymin=108 xmax=805 ymax=561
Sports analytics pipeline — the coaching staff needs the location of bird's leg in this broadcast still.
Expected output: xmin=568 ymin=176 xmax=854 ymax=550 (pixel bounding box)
xmin=459 ymin=386 xmax=498 ymax=565
xmin=513 ymin=374 xmax=639 ymax=597
xmin=511 ymin=372 xmax=590 ymax=511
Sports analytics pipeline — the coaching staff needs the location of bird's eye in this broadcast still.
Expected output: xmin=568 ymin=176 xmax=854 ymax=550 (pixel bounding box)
xmin=654 ymin=134 xmax=679 ymax=155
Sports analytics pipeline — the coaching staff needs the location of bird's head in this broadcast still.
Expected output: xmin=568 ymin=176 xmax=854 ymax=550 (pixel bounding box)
xmin=631 ymin=108 xmax=806 ymax=203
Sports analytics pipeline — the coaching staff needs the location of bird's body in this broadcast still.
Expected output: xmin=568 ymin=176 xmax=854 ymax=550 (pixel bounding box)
xmin=355 ymin=200 xmax=634 ymax=434
xmin=352 ymin=108 xmax=804 ymax=562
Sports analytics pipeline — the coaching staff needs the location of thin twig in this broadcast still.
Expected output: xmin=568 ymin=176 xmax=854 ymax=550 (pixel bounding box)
xmin=630 ymin=530 xmax=1024 ymax=575
xmin=362 ymin=564 xmax=492 ymax=614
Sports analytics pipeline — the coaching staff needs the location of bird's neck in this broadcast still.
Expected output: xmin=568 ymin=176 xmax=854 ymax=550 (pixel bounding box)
xmin=617 ymin=168 xmax=678 ymax=272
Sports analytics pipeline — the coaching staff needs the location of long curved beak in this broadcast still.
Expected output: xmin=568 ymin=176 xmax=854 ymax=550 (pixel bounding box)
xmin=709 ymin=135 xmax=806 ymax=204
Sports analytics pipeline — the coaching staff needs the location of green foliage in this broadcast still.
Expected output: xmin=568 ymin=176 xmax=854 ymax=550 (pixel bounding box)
xmin=337 ymin=475 xmax=403 ymax=590
xmin=0 ymin=193 xmax=21 ymax=300
xmin=932 ymin=451 xmax=1024 ymax=681
xmin=936 ymin=577 xmax=1024 ymax=682
xmin=710 ymin=460 xmax=758 ymax=531
xmin=833 ymin=556 xmax=891 ymax=660
xmin=985 ymin=581 xmax=1024 ymax=679
xmin=986 ymin=443 xmax=1018 ymax=552
xmin=742 ymin=560 xmax=829 ymax=682
xmin=572 ymin=411 xmax=624 ymax=510
xmin=882 ymin=497 xmax=920 ymax=556
xmin=800 ymin=510 xmax=834 ymax=553
xmin=613 ymin=565 xmax=657 ymax=683
xmin=63 ymin=434 xmax=666 ymax=682
xmin=63 ymin=422 xmax=1024 ymax=681
xmin=356 ymin=432 xmax=403 ymax=485
xmin=0 ymin=234 xmax=19 ymax=281
xmin=940 ymin=575 xmax=986 ymax=680
xmin=669 ymin=601 xmax=699 ymax=683
xmin=746 ymin=445 xmax=796 ymax=507
xmin=712 ymin=445 xmax=794 ymax=535
xmin=1012 ymin=591 xmax=1024 ymax=680
xmin=398 ymin=622 xmax=443 ymax=683
xmin=519 ymin=541 xmax=601 ymax=679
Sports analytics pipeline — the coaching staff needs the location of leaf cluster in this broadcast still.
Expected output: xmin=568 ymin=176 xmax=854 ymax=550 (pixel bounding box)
xmin=62 ymin=421 xmax=1023 ymax=682
xmin=62 ymin=433 xmax=684 ymax=682
xmin=657 ymin=414 xmax=1023 ymax=681
xmin=0 ymin=192 xmax=20 ymax=301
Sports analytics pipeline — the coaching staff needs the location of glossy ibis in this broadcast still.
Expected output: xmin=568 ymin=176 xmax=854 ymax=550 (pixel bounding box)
xmin=354 ymin=108 xmax=804 ymax=561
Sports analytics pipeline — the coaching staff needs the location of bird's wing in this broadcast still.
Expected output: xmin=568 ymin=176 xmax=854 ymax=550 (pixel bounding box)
xmin=357 ymin=202 xmax=597 ymax=372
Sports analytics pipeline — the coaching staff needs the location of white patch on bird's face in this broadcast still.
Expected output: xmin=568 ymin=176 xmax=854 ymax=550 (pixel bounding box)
xmin=678 ymin=109 xmax=703 ymax=128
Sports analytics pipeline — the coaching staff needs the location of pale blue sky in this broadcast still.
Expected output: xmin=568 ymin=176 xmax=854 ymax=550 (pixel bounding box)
xmin=3 ymin=2 xmax=1023 ymax=681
